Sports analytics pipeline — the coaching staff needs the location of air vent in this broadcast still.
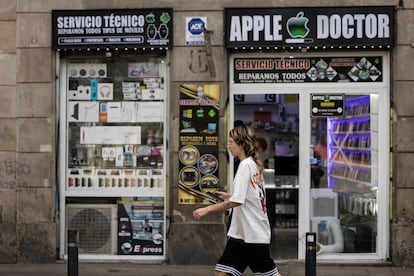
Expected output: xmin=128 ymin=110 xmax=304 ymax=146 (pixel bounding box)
xmin=65 ymin=204 xmax=117 ymax=254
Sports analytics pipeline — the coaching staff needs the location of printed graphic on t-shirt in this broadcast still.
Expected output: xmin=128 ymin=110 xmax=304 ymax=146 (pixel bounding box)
xmin=250 ymin=172 xmax=267 ymax=214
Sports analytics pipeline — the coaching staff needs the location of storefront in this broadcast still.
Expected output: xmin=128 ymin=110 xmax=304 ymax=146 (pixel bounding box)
xmin=225 ymin=6 xmax=393 ymax=261
xmin=52 ymin=9 xmax=172 ymax=261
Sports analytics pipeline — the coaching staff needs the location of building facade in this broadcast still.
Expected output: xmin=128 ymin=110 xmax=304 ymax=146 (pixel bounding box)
xmin=0 ymin=0 xmax=413 ymax=267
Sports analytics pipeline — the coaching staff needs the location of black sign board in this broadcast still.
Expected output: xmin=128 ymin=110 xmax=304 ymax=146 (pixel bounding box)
xmin=226 ymin=7 xmax=394 ymax=49
xmin=233 ymin=56 xmax=383 ymax=83
xmin=311 ymin=94 xmax=344 ymax=117
xmin=52 ymin=9 xmax=173 ymax=50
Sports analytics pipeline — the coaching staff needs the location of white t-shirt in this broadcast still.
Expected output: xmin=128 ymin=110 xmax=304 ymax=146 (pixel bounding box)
xmin=228 ymin=157 xmax=271 ymax=244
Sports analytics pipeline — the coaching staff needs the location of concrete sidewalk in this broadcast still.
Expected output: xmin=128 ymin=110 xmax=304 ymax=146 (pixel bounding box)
xmin=0 ymin=261 xmax=413 ymax=276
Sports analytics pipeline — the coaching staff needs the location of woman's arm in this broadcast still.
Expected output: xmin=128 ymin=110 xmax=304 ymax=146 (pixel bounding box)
xmin=192 ymin=200 xmax=240 ymax=220
xmin=215 ymin=191 xmax=231 ymax=201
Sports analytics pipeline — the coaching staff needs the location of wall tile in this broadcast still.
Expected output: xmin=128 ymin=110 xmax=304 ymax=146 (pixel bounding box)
xmin=394 ymin=188 xmax=414 ymax=221
xmin=17 ymin=83 xmax=53 ymax=117
xmin=17 ymin=0 xmax=84 ymax=12
xmin=171 ymin=46 xmax=225 ymax=82
xmin=0 ymin=22 xmax=16 ymax=53
xmin=0 ymin=190 xmax=17 ymax=263
xmin=395 ymin=153 xmax=414 ymax=188
xmin=0 ymin=190 xmax=16 ymax=224
xmin=17 ymin=118 xmax=54 ymax=152
xmin=0 ymin=0 xmax=16 ymax=20
xmin=393 ymin=45 xmax=414 ymax=81
xmin=16 ymin=13 xmax=51 ymax=48
xmin=0 ymin=54 xmax=16 ymax=85
xmin=394 ymin=81 xmax=414 ymax=117
xmin=17 ymin=187 xmax=55 ymax=224
xmin=17 ymin=222 xmax=56 ymax=262
xmin=16 ymin=152 xmax=53 ymax=188
xmin=168 ymin=223 xmax=225 ymax=265
xmin=0 ymin=151 xmax=17 ymax=184
xmin=0 ymin=85 xmax=16 ymax=118
xmin=17 ymin=48 xmax=52 ymax=83
xmin=395 ymin=117 xmax=414 ymax=152
xmin=396 ymin=9 xmax=414 ymax=45
xmin=0 ymin=119 xmax=16 ymax=151
xmin=391 ymin=221 xmax=414 ymax=267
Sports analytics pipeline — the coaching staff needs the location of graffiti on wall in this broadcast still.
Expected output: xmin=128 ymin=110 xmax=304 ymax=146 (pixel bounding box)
xmin=0 ymin=160 xmax=31 ymax=190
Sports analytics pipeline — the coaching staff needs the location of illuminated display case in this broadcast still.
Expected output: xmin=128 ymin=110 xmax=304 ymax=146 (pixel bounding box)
xmin=65 ymin=57 xmax=166 ymax=197
xmin=326 ymin=94 xmax=378 ymax=253
xmin=327 ymin=95 xmax=377 ymax=194
xmin=59 ymin=54 xmax=168 ymax=260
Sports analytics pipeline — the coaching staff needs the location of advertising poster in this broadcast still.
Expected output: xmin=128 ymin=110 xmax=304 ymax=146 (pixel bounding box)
xmin=117 ymin=197 xmax=164 ymax=255
xmin=178 ymin=84 xmax=220 ymax=205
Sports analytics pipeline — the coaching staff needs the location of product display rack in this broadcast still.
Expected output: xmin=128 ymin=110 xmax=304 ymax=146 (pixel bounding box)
xmin=66 ymin=121 xmax=165 ymax=197
xmin=59 ymin=55 xmax=168 ymax=260
xmin=65 ymin=58 xmax=166 ymax=198
xmin=274 ymin=187 xmax=298 ymax=229
xmin=321 ymin=94 xmax=379 ymax=254
xmin=327 ymin=95 xmax=378 ymax=195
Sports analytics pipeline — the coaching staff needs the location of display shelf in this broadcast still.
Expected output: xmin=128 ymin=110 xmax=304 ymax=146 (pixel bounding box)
xmin=273 ymin=228 xmax=298 ymax=233
xmin=327 ymin=95 xmax=377 ymax=194
xmin=274 ymin=187 xmax=298 ymax=229
xmin=330 ymin=174 xmax=370 ymax=187
xmin=66 ymin=168 xmax=164 ymax=191
xmin=60 ymin=56 xmax=168 ymax=260
xmin=65 ymin=188 xmax=165 ymax=197
xmin=66 ymin=61 xmax=166 ymax=196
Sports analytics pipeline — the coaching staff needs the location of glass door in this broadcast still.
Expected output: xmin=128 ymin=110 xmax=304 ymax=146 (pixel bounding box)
xmin=229 ymin=52 xmax=390 ymax=262
xmin=232 ymin=92 xmax=300 ymax=260
xmin=308 ymin=91 xmax=388 ymax=261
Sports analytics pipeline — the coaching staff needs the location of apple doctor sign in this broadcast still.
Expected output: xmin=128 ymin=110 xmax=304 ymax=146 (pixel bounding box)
xmin=285 ymin=12 xmax=313 ymax=44
xmin=225 ymin=7 xmax=394 ymax=49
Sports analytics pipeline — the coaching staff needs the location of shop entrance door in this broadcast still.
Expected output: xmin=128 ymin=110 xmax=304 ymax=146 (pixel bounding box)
xmin=229 ymin=53 xmax=390 ymax=262
xmin=308 ymin=91 xmax=386 ymax=260
xmin=232 ymin=92 xmax=300 ymax=260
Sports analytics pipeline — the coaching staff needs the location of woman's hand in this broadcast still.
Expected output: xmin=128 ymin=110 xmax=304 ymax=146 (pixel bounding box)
xmin=192 ymin=206 xmax=210 ymax=220
xmin=193 ymin=200 xmax=240 ymax=220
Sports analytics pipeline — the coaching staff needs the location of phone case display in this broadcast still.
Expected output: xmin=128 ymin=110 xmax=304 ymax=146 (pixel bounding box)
xmin=65 ymin=58 xmax=166 ymax=196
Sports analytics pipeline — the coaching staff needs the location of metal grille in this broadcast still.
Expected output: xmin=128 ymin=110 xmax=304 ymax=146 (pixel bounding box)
xmin=66 ymin=205 xmax=116 ymax=254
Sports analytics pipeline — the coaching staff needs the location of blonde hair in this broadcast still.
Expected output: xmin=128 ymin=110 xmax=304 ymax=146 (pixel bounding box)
xmin=229 ymin=125 xmax=264 ymax=173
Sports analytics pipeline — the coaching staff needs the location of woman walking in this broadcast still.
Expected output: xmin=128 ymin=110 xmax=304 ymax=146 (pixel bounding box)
xmin=193 ymin=125 xmax=281 ymax=276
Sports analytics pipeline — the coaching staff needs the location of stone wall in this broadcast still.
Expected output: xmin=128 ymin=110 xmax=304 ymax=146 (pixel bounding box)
xmin=0 ymin=0 xmax=19 ymax=263
xmin=392 ymin=0 xmax=414 ymax=267
xmin=168 ymin=7 xmax=228 ymax=264
xmin=0 ymin=0 xmax=56 ymax=263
